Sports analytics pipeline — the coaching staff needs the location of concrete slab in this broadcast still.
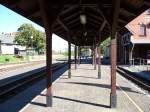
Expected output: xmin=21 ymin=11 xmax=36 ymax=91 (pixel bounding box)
xmin=15 ymin=64 xmax=150 ymax=112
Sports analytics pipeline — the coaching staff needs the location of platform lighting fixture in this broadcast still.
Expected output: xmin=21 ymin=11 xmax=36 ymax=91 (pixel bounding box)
xmin=80 ymin=14 xmax=86 ymax=25
xmin=84 ymin=32 xmax=87 ymax=36
xmin=30 ymin=36 xmax=33 ymax=49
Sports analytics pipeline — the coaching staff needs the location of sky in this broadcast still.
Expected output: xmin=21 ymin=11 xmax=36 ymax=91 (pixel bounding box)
xmin=0 ymin=4 xmax=68 ymax=52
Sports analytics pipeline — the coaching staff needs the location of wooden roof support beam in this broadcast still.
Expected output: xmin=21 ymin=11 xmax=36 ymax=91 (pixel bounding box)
xmin=27 ymin=7 xmax=40 ymax=17
xmin=99 ymin=20 xmax=107 ymax=32
xmin=97 ymin=20 xmax=106 ymax=46
xmin=111 ymin=0 xmax=120 ymax=36
xmin=60 ymin=5 xmax=78 ymax=15
xmin=63 ymin=12 xmax=79 ymax=21
xmin=144 ymin=0 xmax=150 ymax=5
xmin=3 ymin=0 xmax=19 ymax=5
xmin=87 ymin=12 xmax=103 ymax=22
xmin=69 ymin=22 xmax=80 ymax=29
xmin=118 ymin=18 xmax=126 ymax=24
xmin=87 ymin=21 xmax=99 ymax=30
xmin=87 ymin=17 xmax=101 ymax=25
xmin=120 ymin=8 xmax=136 ymax=17
xmin=57 ymin=19 xmax=69 ymax=32
xmin=67 ymin=18 xmax=80 ymax=25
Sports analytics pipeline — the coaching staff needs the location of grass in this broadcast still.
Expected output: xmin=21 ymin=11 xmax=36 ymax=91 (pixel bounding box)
xmin=0 ymin=55 xmax=21 ymax=64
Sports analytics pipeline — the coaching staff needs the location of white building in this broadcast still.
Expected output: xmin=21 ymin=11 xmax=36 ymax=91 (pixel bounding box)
xmin=0 ymin=33 xmax=26 ymax=55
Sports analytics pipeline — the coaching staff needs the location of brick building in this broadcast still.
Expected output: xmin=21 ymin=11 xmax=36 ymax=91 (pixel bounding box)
xmin=118 ymin=9 xmax=150 ymax=65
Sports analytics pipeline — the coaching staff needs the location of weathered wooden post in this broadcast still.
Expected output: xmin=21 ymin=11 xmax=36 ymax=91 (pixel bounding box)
xmin=68 ymin=36 xmax=71 ymax=78
xmin=74 ymin=45 xmax=77 ymax=69
xmin=97 ymin=45 xmax=101 ymax=78
xmin=39 ymin=0 xmax=62 ymax=107
xmin=94 ymin=47 xmax=96 ymax=70
xmin=110 ymin=0 xmax=120 ymax=108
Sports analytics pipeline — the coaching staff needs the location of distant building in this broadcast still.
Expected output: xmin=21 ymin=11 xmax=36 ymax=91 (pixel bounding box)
xmin=0 ymin=32 xmax=26 ymax=55
xmin=118 ymin=9 xmax=150 ymax=65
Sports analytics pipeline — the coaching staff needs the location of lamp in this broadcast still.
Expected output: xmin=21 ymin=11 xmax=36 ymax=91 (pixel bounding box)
xmin=80 ymin=14 xmax=86 ymax=24
xmin=30 ymin=36 xmax=33 ymax=39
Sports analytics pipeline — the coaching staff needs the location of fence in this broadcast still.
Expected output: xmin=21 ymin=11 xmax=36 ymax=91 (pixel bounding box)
xmin=129 ymin=58 xmax=150 ymax=71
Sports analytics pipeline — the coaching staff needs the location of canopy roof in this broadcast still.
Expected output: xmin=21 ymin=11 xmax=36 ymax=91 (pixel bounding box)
xmin=0 ymin=0 xmax=150 ymax=46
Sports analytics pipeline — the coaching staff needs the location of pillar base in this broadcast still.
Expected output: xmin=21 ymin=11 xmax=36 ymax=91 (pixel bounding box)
xmin=98 ymin=72 xmax=101 ymax=79
xmin=75 ymin=64 xmax=77 ymax=69
xmin=110 ymin=93 xmax=117 ymax=108
xmin=94 ymin=66 xmax=96 ymax=70
xmin=68 ymin=69 xmax=71 ymax=78
xmin=46 ymin=95 xmax=52 ymax=107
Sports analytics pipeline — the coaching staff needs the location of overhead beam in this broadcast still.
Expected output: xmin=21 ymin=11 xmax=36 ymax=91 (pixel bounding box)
xmin=120 ymin=8 xmax=136 ymax=17
xmin=60 ymin=5 xmax=78 ymax=15
xmin=57 ymin=19 xmax=69 ymax=32
xmin=67 ymin=18 xmax=80 ymax=25
xmin=118 ymin=18 xmax=126 ymax=24
xmin=99 ymin=20 xmax=107 ymax=32
xmin=86 ymin=12 xmax=103 ymax=22
xmin=27 ymin=7 xmax=40 ymax=17
xmin=144 ymin=1 xmax=150 ymax=5
xmin=63 ymin=12 xmax=79 ymax=21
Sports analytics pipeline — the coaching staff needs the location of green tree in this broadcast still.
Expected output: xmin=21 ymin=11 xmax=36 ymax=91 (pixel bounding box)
xmin=101 ymin=37 xmax=111 ymax=55
xmin=14 ymin=23 xmax=45 ymax=53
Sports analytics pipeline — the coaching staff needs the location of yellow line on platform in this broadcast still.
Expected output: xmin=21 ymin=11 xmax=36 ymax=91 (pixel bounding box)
xmin=117 ymin=83 xmax=144 ymax=112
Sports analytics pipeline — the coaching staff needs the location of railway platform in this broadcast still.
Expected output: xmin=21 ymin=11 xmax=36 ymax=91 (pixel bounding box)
xmin=19 ymin=64 xmax=150 ymax=112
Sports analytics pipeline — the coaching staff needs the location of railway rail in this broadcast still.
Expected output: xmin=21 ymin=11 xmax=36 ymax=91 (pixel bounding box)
xmin=0 ymin=61 xmax=45 ymax=73
xmin=117 ymin=66 xmax=150 ymax=93
xmin=0 ymin=62 xmax=67 ymax=102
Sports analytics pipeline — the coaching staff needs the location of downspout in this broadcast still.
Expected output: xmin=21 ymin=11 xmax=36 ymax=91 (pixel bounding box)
xmin=130 ymin=44 xmax=135 ymax=65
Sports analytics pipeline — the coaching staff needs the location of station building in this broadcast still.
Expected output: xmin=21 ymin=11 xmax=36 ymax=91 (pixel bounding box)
xmin=118 ymin=9 xmax=150 ymax=65
xmin=0 ymin=32 xmax=26 ymax=55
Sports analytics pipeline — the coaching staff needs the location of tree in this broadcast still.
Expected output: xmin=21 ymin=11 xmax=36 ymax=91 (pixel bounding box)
xmin=14 ymin=23 xmax=45 ymax=53
xmin=101 ymin=37 xmax=111 ymax=55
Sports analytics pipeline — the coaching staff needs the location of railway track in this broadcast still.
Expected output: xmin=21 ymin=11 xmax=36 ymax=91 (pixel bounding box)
xmin=0 ymin=62 xmax=67 ymax=102
xmin=0 ymin=61 xmax=45 ymax=73
xmin=117 ymin=66 xmax=150 ymax=93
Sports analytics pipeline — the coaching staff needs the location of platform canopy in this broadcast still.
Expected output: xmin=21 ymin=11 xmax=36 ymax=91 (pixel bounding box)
xmin=0 ymin=0 xmax=150 ymax=46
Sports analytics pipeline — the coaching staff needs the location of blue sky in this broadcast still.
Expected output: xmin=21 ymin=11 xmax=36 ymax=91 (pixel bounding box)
xmin=0 ymin=4 xmax=44 ymax=33
xmin=0 ymin=4 xmax=68 ymax=51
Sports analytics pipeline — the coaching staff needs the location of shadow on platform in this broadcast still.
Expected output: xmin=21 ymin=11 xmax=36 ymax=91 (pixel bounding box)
xmin=61 ymin=82 xmax=141 ymax=94
xmin=38 ymin=94 xmax=110 ymax=108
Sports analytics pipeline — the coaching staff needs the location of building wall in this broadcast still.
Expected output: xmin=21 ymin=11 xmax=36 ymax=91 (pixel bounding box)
xmin=118 ymin=9 xmax=150 ymax=65
xmin=0 ymin=32 xmax=26 ymax=55
xmin=127 ymin=9 xmax=150 ymax=40
xmin=1 ymin=44 xmax=15 ymax=54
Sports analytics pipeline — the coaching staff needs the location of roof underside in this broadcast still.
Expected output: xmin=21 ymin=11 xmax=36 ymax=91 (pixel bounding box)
xmin=0 ymin=0 xmax=150 ymax=46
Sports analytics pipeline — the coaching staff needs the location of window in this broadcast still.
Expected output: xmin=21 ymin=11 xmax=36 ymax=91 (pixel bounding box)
xmin=139 ymin=23 xmax=146 ymax=36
